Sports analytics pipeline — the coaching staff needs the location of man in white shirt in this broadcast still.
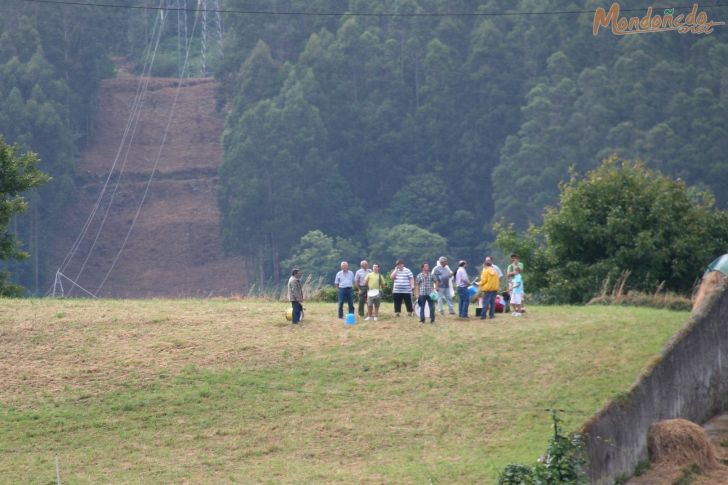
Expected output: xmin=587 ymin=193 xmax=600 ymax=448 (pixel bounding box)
xmin=335 ymin=261 xmax=355 ymax=319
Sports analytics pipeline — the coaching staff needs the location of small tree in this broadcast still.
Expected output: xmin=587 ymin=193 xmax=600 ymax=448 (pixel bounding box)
xmin=369 ymin=224 xmax=448 ymax=270
xmin=495 ymin=157 xmax=728 ymax=303
xmin=0 ymin=136 xmax=50 ymax=296
xmin=498 ymin=411 xmax=586 ymax=485
xmin=280 ymin=229 xmax=360 ymax=282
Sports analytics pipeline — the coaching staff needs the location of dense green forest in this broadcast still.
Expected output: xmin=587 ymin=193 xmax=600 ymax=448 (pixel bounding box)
xmin=0 ymin=0 xmax=209 ymax=292
xmin=1 ymin=0 xmax=727 ymax=294
xmin=217 ymin=0 xmax=728 ymax=285
xmin=0 ymin=1 xmax=129 ymax=292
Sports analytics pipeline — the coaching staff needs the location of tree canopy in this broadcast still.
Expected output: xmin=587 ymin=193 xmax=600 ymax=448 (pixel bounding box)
xmin=1 ymin=1 xmax=728 ymax=291
xmin=216 ymin=1 xmax=728 ymax=283
xmin=0 ymin=137 xmax=49 ymax=295
xmin=495 ymin=157 xmax=728 ymax=303
xmin=0 ymin=2 xmax=115 ymax=292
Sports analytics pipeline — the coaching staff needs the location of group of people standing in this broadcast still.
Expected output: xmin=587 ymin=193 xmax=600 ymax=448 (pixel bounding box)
xmin=454 ymin=255 xmax=525 ymax=319
xmin=286 ymin=254 xmax=525 ymax=325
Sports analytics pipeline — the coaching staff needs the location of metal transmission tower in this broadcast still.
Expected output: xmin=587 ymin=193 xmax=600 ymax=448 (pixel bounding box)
xmin=198 ymin=0 xmax=224 ymax=76
xmin=174 ymin=0 xmax=189 ymax=77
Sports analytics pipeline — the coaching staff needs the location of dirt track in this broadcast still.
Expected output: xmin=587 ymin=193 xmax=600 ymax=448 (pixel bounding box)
xmin=49 ymin=75 xmax=248 ymax=297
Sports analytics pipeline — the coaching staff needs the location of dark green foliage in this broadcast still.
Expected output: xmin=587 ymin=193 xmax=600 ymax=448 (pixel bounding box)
xmin=494 ymin=6 xmax=728 ymax=228
xmin=495 ymin=158 xmax=728 ymax=303
xmin=311 ymin=285 xmax=339 ymax=302
xmin=369 ymin=224 xmax=448 ymax=270
xmin=219 ymin=67 xmax=361 ymax=284
xmin=218 ymin=0 xmax=505 ymax=277
xmin=633 ymin=459 xmax=651 ymax=477
xmin=498 ymin=463 xmax=536 ymax=485
xmin=533 ymin=412 xmax=587 ymax=484
xmin=311 ymin=276 xmax=393 ymax=303
xmin=0 ymin=2 xmax=117 ymax=292
xmin=0 ymin=137 xmax=50 ymax=295
xmin=673 ymin=464 xmax=701 ymax=485
xmin=217 ymin=1 xmax=728 ymax=282
xmin=280 ymin=230 xmax=361 ymax=282
xmin=498 ymin=411 xmax=586 ymax=485
xmin=2 ymin=1 xmax=728 ymax=294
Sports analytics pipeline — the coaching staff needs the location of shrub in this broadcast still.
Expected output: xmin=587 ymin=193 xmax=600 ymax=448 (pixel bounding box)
xmin=498 ymin=463 xmax=536 ymax=484
xmin=311 ymin=286 xmax=338 ymax=303
xmin=499 ymin=411 xmax=587 ymax=485
xmin=587 ymin=272 xmax=693 ymax=311
xmin=494 ymin=157 xmax=728 ymax=304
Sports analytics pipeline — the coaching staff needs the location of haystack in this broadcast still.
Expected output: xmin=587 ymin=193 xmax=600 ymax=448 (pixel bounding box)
xmin=693 ymin=271 xmax=727 ymax=311
xmin=648 ymin=419 xmax=720 ymax=470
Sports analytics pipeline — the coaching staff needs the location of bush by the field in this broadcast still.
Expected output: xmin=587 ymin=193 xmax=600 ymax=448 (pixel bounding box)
xmin=308 ymin=275 xmax=395 ymax=303
xmin=587 ymin=272 xmax=692 ymax=311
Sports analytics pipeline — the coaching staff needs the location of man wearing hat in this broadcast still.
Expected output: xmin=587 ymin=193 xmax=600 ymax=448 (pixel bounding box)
xmin=287 ymin=268 xmax=304 ymax=324
xmin=432 ymin=256 xmax=455 ymax=316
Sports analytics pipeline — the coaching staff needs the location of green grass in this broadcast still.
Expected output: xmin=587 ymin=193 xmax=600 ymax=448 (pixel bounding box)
xmin=673 ymin=463 xmax=702 ymax=485
xmin=0 ymin=298 xmax=689 ymax=484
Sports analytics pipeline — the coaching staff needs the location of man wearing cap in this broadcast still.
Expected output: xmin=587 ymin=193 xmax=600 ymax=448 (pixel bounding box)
xmin=432 ymin=256 xmax=455 ymax=316
xmin=287 ymin=268 xmax=304 ymax=324
xmin=355 ymin=260 xmax=372 ymax=317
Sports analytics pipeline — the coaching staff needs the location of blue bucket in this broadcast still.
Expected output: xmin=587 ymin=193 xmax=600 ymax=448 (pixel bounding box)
xmin=345 ymin=313 xmax=356 ymax=325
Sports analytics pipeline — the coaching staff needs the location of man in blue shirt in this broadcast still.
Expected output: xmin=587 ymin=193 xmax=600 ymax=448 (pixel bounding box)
xmin=335 ymin=261 xmax=355 ymax=319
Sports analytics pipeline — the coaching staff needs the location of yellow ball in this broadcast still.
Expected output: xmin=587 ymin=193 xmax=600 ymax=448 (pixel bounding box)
xmin=285 ymin=308 xmax=293 ymax=321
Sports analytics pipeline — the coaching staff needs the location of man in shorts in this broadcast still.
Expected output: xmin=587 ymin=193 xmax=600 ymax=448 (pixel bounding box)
xmin=510 ymin=265 xmax=525 ymax=316
xmin=364 ymin=263 xmax=385 ymax=321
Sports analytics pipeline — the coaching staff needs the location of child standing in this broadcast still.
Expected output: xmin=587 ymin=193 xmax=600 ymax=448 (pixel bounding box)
xmin=510 ymin=266 xmax=524 ymax=316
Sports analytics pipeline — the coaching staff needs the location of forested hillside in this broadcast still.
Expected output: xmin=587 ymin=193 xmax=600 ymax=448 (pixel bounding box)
xmin=0 ymin=2 xmax=119 ymax=291
xmin=216 ymin=0 xmax=728 ymax=284
xmin=0 ymin=0 xmax=215 ymax=293
xmin=1 ymin=1 xmax=727 ymax=292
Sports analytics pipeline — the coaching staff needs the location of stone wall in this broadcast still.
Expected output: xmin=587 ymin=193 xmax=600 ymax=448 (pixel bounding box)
xmin=582 ymin=275 xmax=728 ymax=484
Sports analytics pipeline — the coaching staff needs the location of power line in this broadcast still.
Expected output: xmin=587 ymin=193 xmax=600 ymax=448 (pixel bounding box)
xmin=19 ymin=0 xmax=728 ymax=19
xmin=68 ymin=6 xmax=168 ymax=291
xmin=95 ymin=4 xmax=202 ymax=295
xmin=53 ymin=2 xmax=168 ymax=296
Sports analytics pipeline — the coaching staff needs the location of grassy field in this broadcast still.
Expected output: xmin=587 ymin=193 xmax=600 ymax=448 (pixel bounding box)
xmin=0 ymin=298 xmax=688 ymax=484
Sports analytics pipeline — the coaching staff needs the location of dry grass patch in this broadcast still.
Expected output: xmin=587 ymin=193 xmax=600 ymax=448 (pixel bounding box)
xmin=0 ymin=298 xmax=688 ymax=484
